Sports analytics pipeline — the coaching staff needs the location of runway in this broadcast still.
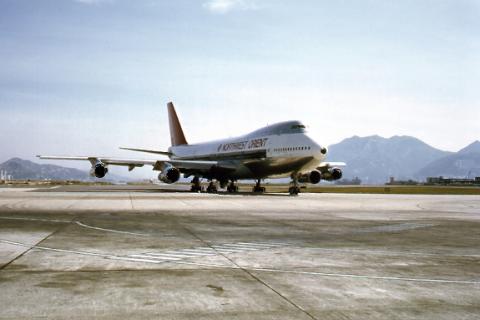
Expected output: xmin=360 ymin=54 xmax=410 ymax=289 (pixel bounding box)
xmin=0 ymin=186 xmax=479 ymax=319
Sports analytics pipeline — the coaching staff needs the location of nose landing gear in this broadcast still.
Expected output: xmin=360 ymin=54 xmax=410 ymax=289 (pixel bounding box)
xmin=289 ymin=175 xmax=300 ymax=196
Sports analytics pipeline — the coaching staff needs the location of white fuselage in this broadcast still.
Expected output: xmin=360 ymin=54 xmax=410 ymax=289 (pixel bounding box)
xmin=168 ymin=121 xmax=326 ymax=180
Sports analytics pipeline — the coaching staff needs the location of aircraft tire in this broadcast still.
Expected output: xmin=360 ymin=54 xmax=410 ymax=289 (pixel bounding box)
xmin=227 ymin=185 xmax=238 ymax=193
xmin=289 ymin=186 xmax=300 ymax=196
xmin=206 ymin=183 xmax=218 ymax=193
xmin=253 ymin=186 xmax=265 ymax=193
xmin=191 ymin=185 xmax=202 ymax=193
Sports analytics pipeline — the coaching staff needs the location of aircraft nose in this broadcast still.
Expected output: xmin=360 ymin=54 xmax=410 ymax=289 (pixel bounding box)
xmin=311 ymin=141 xmax=326 ymax=160
xmin=305 ymin=135 xmax=327 ymax=159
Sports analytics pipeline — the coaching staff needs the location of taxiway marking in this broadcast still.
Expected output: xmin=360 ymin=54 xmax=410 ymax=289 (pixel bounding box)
xmin=75 ymin=221 xmax=148 ymax=236
xmin=131 ymin=241 xmax=291 ymax=261
xmin=1 ymin=238 xmax=479 ymax=285
xmin=310 ymin=247 xmax=480 ymax=258
xmin=357 ymin=223 xmax=434 ymax=233
xmin=0 ymin=216 xmax=70 ymax=223
xmin=211 ymin=245 xmax=246 ymax=253
xmin=177 ymin=249 xmax=216 ymax=256
xmin=129 ymin=254 xmax=181 ymax=261
xmin=219 ymin=244 xmax=261 ymax=250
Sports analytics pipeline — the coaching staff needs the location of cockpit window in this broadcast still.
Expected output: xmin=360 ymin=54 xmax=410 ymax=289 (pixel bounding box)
xmin=291 ymin=124 xmax=306 ymax=130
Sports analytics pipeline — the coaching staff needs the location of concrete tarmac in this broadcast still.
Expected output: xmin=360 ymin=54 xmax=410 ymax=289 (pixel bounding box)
xmin=0 ymin=185 xmax=479 ymax=319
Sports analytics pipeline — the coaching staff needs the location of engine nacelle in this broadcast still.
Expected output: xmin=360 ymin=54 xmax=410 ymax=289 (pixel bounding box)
xmin=322 ymin=167 xmax=343 ymax=181
xmin=158 ymin=164 xmax=180 ymax=184
xmin=298 ymin=170 xmax=322 ymax=184
xmin=90 ymin=162 xmax=108 ymax=178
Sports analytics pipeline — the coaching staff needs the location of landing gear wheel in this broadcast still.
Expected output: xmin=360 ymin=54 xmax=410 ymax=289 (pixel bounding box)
xmin=252 ymin=179 xmax=265 ymax=193
xmin=220 ymin=180 xmax=228 ymax=189
xmin=191 ymin=185 xmax=203 ymax=192
xmin=253 ymin=186 xmax=266 ymax=193
xmin=227 ymin=181 xmax=239 ymax=193
xmin=190 ymin=177 xmax=203 ymax=193
xmin=206 ymin=181 xmax=218 ymax=193
xmin=288 ymin=186 xmax=300 ymax=195
xmin=289 ymin=174 xmax=300 ymax=196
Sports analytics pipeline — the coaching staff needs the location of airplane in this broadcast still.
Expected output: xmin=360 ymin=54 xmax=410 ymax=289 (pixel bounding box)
xmin=38 ymin=102 xmax=345 ymax=195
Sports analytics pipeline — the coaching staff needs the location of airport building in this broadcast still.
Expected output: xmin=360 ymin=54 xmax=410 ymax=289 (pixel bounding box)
xmin=386 ymin=177 xmax=420 ymax=185
xmin=426 ymin=176 xmax=480 ymax=186
xmin=0 ymin=170 xmax=11 ymax=182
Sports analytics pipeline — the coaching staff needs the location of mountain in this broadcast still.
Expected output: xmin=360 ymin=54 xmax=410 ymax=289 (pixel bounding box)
xmin=0 ymin=158 xmax=128 ymax=181
xmin=416 ymin=141 xmax=480 ymax=179
xmin=327 ymin=135 xmax=452 ymax=184
xmin=458 ymin=140 xmax=480 ymax=154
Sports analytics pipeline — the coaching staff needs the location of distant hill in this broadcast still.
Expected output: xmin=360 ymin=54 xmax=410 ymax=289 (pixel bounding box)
xmin=327 ymin=135 xmax=452 ymax=184
xmin=416 ymin=141 xmax=480 ymax=179
xmin=458 ymin=140 xmax=480 ymax=154
xmin=0 ymin=158 xmax=128 ymax=181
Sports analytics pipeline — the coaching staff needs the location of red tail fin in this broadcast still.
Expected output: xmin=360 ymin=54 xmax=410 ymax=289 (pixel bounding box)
xmin=167 ymin=102 xmax=188 ymax=146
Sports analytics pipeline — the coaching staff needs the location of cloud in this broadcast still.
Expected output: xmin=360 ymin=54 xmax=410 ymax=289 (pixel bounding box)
xmin=203 ymin=0 xmax=258 ymax=14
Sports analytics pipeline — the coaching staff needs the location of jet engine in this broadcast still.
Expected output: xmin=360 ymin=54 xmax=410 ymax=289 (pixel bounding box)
xmin=322 ymin=167 xmax=343 ymax=181
xmin=90 ymin=162 xmax=108 ymax=178
xmin=158 ymin=164 xmax=181 ymax=184
xmin=298 ymin=170 xmax=322 ymax=184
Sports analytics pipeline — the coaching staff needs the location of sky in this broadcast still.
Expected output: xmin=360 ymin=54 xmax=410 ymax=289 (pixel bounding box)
xmin=1 ymin=0 xmax=479 ymax=178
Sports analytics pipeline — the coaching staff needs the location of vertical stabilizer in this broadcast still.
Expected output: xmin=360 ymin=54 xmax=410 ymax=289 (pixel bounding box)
xmin=167 ymin=102 xmax=188 ymax=146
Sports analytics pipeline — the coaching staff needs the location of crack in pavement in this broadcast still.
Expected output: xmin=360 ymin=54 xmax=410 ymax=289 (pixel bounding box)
xmin=179 ymin=224 xmax=319 ymax=320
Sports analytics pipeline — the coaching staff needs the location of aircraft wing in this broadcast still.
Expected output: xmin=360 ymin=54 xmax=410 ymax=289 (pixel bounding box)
xmin=315 ymin=161 xmax=346 ymax=180
xmin=317 ymin=162 xmax=347 ymax=169
xmin=37 ymin=155 xmax=225 ymax=172
xmin=119 ymin=147 xmax=172 ymax=156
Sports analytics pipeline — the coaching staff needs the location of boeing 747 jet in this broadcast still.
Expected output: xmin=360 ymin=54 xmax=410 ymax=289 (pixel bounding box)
xmin=38 ymin=102 xmax=345 ymax=195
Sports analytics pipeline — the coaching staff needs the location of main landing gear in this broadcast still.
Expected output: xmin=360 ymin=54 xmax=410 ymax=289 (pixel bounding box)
xmin=227 ymin=180 xmax=239 ymax=193
xmin=190 ymin=177 xmax=203 ymax=193
xmin=252 ymin=179 xmax=266 ymax=193
xmin=191 ymin=178 xmax=236 ymax=194
xmin=206 ymin=181 xmax=218 ymax=193
xmin=289 ymin=175 xmax=300 ymax=196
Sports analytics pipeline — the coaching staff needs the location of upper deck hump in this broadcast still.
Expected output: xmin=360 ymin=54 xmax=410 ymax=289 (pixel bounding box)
xmin=245 ymin=120 xmax=307 ymax=138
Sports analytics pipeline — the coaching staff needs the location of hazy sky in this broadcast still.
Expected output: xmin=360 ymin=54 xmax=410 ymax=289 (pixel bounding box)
xmin=1 ymin=0 xmax=479 ymax=177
